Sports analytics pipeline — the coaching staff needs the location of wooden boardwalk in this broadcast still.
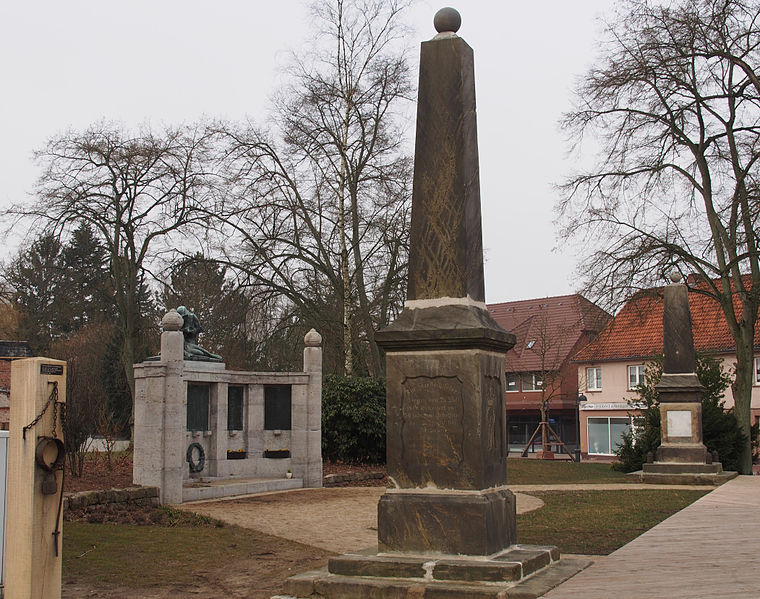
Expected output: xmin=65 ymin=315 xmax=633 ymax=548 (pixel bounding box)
xmin=542 ymin=475 xmax=760 ymax=598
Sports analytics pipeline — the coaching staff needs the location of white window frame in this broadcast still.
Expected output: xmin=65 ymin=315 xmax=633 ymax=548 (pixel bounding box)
xmin=586 ymin=367 xmax=602 ymax=391
xmin=505 ymin=373 xmax=519 ymax=393
xmin=754 ymin=357 xmax=760 ymax=385
xmin=522 ymin=373 xmax=543 ymax=392
xmin=628 ymin=365 xmax=645 ymax=390
xmin=587 ymin=416 xmax=633 ymax=456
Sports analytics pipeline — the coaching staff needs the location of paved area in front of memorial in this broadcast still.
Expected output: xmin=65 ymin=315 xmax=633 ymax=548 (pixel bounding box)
xmin=183 ymin=482 xmax=711 ymax=556
xmin=542 ymin=475 xmax=760 ymax=598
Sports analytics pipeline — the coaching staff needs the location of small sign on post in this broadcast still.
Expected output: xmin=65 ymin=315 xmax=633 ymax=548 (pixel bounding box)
xmin=6 ymin=357 xmax=66 ymax=599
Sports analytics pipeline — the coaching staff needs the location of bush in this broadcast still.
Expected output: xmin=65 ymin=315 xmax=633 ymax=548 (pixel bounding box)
xmin=614 ymin=353 xmax=756 ymax=472
xmin=322 ymin=375 xmax=386 ymax=464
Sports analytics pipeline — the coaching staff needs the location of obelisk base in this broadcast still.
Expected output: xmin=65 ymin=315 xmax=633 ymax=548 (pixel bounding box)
xmin=635 ymin=373 xmax=737 ymax=484
xmin=378 ymin=487 xmax=516 ymax=555
xmin=276 ymin=547 xmax=591 ymax=599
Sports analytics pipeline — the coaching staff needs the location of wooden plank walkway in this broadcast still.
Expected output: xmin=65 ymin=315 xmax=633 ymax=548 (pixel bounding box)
xmin=542 ymin=475 xmax=760 ymax=598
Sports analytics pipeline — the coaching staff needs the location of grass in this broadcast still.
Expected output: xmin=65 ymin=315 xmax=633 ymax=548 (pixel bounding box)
xmin=517 ymin=489 xmax=708 ymax=554
xmin=507 ymin=457 xmax=628 ymax=484
xmin=62 ymin=487 xmax=708 ymax=596
xmin=63 ymin=520 xmax=334 ymax=598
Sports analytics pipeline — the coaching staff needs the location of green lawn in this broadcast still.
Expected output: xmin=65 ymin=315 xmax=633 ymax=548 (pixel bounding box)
xmin=507 ymin=457 xmax=628 ymax=484
xmin=63 ymin=520 xmax=333 ymax=598
xmin=63 ymin=486 xmax=708 ymax=596
xmin=517 ymin=489 xmax=708 ymax=554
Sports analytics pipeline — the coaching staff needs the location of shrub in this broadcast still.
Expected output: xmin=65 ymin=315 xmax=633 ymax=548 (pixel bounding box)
xmin=322 ymin=375 xmax=386 ymax=464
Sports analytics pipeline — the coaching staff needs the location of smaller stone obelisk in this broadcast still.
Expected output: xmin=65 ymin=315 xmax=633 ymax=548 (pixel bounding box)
xmin=641 ymin=272 xmax=735 ymax=484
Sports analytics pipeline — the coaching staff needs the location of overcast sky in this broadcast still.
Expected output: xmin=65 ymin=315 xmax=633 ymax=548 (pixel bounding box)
xmin=0 ymin=0 xmax=614 ymax=304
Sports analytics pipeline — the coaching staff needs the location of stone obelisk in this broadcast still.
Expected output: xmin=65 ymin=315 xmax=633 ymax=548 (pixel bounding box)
xmin=641 ymin=272 xmax=735 ymax=484
xmin=374 ymin=7 xmax=517 ymax=555
xmin=277 ymin=10 xmax=589 ymax=597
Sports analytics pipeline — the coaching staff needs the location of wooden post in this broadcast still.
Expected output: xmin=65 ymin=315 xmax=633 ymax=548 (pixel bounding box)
xmin=6 ymin=358 xmax=66 ymax=599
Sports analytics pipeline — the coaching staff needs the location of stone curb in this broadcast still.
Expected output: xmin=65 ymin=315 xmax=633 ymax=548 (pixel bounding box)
xmin=323 ymin=471 xmax=385 ymax=486
xmin=63 ymin=486 xmax=160 ymax=512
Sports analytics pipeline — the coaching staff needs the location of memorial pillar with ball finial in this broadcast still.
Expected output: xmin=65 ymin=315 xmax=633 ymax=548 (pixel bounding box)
xmin=374 ymin=6 xmax=517 ymax=556
xmin=642 ymin=272 xmax=735 ymax=483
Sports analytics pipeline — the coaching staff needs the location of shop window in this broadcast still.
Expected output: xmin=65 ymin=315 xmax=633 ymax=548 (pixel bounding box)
xmin=587 ymin=416 xmax=631 ymax=455
xmin=227 ymin=385 xmax=244 ymax=431
xmin=187 ymin=383 xmax=210 ymax=431
xmin=586 ymin=367 xmax=602 ymax=391
xmin=264 ymin=385 xmax=292 ymax=430
xmin=628 ymin=365 xmax=645 ymax=390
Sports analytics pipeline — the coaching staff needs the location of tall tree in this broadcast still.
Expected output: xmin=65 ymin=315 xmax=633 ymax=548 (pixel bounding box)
xmin=2 ymin=233 xmax=67 ymax=352
xmin=4 ymin=122 xmax=220 ymax=434
xmin=558 ymin=0 xmax=760 ymax=473
xmin=219 ymin=0 xmax=414 ymax=376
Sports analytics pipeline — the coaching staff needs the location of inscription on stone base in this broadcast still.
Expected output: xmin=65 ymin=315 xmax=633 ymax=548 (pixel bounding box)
xmin=667 ymin=410 xmax=692 ymax=437
xmin=401 ymin=376 xmax=464 ymax=469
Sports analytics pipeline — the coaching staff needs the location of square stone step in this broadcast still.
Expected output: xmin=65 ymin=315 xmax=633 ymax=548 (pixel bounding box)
xmin=279 ymin=557 xmax=592 ymax=599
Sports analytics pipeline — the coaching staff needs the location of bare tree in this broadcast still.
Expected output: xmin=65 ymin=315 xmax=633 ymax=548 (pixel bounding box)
xmin=4 ymin=121 xmax=222 ymax=436
xmin=518 ymin=310 xmax=582 ymax=460
xmin=558 ymin=0 xmax=760 ymax=473
xmin=218 ymin=0 xmax=414 ymax=376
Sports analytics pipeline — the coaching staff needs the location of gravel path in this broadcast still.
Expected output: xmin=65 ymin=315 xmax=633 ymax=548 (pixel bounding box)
xmin=183 ymin=487 xmax=545 ymax=554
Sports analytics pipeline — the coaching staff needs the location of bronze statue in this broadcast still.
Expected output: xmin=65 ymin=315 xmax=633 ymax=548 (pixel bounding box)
xmin=176 ymin=306 xmax=223 ymax=361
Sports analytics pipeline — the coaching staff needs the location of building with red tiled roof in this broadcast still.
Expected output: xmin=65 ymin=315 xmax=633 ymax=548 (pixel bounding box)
xmin=573 ymin=285 xmax=760 ymax=461
xmin=487 ymin=295 xmax=611 ymax=454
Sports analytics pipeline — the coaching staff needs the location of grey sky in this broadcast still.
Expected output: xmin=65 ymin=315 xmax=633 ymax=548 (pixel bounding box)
xmin=0 ymin=0 xmax=614 ymax=303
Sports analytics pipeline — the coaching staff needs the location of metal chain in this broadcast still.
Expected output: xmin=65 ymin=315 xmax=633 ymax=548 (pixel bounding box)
xmin=22 ymin=382 xmax=58 ymax=440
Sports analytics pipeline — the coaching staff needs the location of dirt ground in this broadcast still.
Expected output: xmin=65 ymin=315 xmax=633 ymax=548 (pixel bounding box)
xmin=184 ymin=487 xmax=544 ymax=554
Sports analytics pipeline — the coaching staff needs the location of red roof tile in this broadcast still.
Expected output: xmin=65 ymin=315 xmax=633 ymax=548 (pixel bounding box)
xmin=573 ymin=282 xmax=760 ymax=363
xmin=487 ymin=294 xmax=611 ymax=372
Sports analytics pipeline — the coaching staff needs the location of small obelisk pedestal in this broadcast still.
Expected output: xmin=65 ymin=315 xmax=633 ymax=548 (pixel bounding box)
xmin=277 ymin=9 xmax=590 ymax=599
xmin=641 ymin=273 xmax=736 ymax=484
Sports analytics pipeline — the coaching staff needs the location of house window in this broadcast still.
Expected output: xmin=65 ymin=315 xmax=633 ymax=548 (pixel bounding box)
xmin=586 ymin=367 xmax=602 ymax=391
xmin=227 ymin=385 xmax=244 ymax=431
xmin=755 ymin=357 xmax=760 ymax=385
xmin=522 ymin=373 xmax=543 ymax=392
xmin=506 ymin=373 xmax=519 ymax=392
xmin=587 ymin=417 xmax=631 ymax=455
xmin=628 ymin=365 xmax=645 ymax=390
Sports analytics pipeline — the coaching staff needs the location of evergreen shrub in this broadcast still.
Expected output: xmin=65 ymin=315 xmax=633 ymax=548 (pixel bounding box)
xmin=321 ymin=375 xmax=386 ymax=464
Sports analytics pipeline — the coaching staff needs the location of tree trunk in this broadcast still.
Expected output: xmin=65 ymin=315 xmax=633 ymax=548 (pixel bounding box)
xmin=733 ymin=332 xmax=755 ymax=474
xmin=540 ymin=402 xmax=549 ymax=454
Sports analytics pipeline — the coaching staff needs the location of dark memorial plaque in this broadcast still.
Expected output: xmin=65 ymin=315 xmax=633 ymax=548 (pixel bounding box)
xmin=264 ymin=385 xmax=292 ymax=430
xmin=186 ymin=383 xmax=209 ymax=431
xmin=227 ymin=385 xmax=244 ymax=431
xmin=401 ymin=376 xmax=464 ymax=471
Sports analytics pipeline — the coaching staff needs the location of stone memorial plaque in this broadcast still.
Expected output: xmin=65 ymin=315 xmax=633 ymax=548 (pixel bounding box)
xmin=264 ymin=384 xmax=292 ymax=430
xmin=401 ymin=376 xmax=464 ymax=469
xmin=667 ymin=410 xmax=692 ymax=437
xmin=187 ymin=383 xmax=210 ymax=431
